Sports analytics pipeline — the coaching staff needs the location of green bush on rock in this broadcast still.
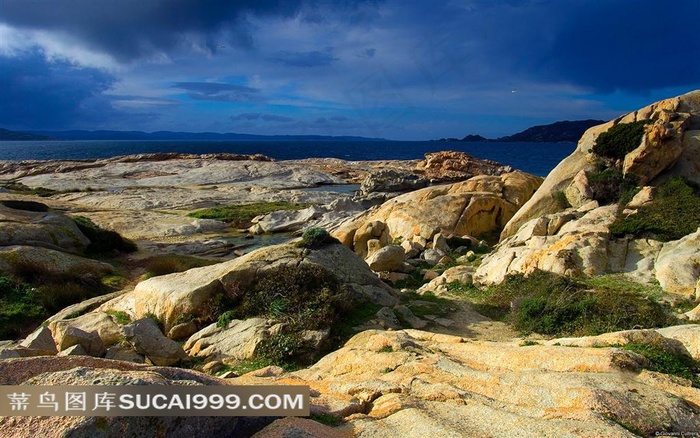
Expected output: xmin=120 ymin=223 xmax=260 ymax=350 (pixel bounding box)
xmin=611 ymin=177 xmax=700 ymax=241
xmin=0 ymin=276 xmax=46 ymax=339
xmin=623 ymin=341 xmax=700 ymax=387
xmin=587 ymin=168 xmax=639 ymax=205
xmin=218 ymin=263 xmax=354 ymax=367
xmin=297 ymin=227 xmax=339 ymax=249
xmin=468 ymin=271 xmax=675 ymax=337
xmin=187 ymin=201 xmax=311 ymax=228
xmin=592 ymin=120 xmax=649 ymax=159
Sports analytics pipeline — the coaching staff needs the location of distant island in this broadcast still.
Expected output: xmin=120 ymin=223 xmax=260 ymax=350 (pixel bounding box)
xmin=0 ymin=128 xmax=53 ymax=141
xmin=436 ymin=119 xmax=605 ymax=143
xmin=0 ymin=128 xmax=385 ymax=142
xmin=1 ymin=119 xmax=604 ymax=143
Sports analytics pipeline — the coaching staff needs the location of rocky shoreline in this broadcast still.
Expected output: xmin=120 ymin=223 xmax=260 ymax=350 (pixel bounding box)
xmin=1 ymin=92 xmax=699 ymax=437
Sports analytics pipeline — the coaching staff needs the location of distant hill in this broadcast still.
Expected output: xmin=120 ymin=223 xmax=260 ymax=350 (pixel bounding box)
xmin=442 ymin=119 xmax=605 ymax=143
xmin=29 ymin=130 xmax=386 ymax=142
xmin=0 ymin=128 xmax=53 ymax=141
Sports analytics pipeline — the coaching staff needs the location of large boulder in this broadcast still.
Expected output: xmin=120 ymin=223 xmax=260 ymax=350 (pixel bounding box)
xmin=49 ymin=311 xmax=123 ymax=350
xmin=236 ymin=329 xmax=700 ymax=437
xmin=184 ymin=318 xmax=270 ymax=363
xmin=360 ymin=169 xmax=428 ymax=195
xmin=0 ymin=356 xmax=236 ymax=437
xmin=0 ymin=200 xmax=89 ymax=254
xmin=57 ymin=326 xmax=105 ymax=357
xmin=502 ymin=90 xmax=700 ymax=239
xmin=474 ymin=202 xmax=700 ymax=293
xmin=655 ymin=229 xmax=700 ymax=298
xmin=478 ymin=91 xmax=700 ymax=293
xmin=333 ymin=172 xmax=542 ymax=258
xmin=101 ymin=241 xmax=397 ymax=331
xmin=0 ymin=245 xmax=113 ymax=279
xmin=416 ymin=151 xmax=512 ymax=181
xmin=122 ymin=318 xmax=187 ymax=366
xmin=366 ymin=245 xmax=405 ymax=272
xmin=18 ymin=326 xmax=58 ymax=355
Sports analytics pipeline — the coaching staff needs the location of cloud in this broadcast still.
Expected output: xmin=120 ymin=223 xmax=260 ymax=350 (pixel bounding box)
xmin=540 ymin=1 xmax=700 ymax=92
xmin=230 ymin=112 xmax=294 ymax=122
xmin=0 ymin=52 xmax=114 ymax=129
xmin=357 ymin=48 xmax=376 ymax=58
xmin=173 ymin=82 xmax=263 ymax=102
xmin=271 ymin=49 xmax=339 ymax=67
xmin=0 ymin=0 xmax=310 ymax=62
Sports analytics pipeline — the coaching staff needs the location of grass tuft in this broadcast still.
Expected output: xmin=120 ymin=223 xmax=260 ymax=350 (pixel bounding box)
xmin=187 ymin=201 xmax=311 ymax=228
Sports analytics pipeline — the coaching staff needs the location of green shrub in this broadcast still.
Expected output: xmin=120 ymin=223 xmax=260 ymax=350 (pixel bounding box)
xmin=479 ymin=271 xmax=674 ymax=337
xmin=587 ymin=168 xmax=639 ymax=205
xmin=309 ymin=413 xmax=343 ymax=426
xmin=552 ymin=190 xmax=571 ymax=210
xmin=216 ymin=310 xmax=236 ymax=328
xmin=297 ymin=227 xmax=339 ymax=249
xmin=592 ymin=120 xmax=648 ymax=159
xmin=0 ymin=276 xmax=46 ymax=339
xmin=623 ymin=341 xmax=700 ymax=387
xmin=232 ymin=264 xmax=349 ymax=329
xmin=0 ymin=183 xmax=57 ymax=198
xmin=10 ymin=260 xmax=109 ymax=315
xmin=106 ymin=310 xmax=132 ymax=325
xmin=611 ymin=177 xmax=700 ymax=241
xmin=187 ymin=201 xmax=312 ymax=227
xmin=72 ymin=216 xmax=137 ymax=255
xmin=218 ymin=263 xmax=355 ymax=366
xmin=256 ymin=332 xmax=304 ymax=367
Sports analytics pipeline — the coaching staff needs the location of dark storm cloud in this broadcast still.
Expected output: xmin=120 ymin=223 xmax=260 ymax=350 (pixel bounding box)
xmin=541 ymin=0 xmax=700 ymax=92
xmin=0 ymin=52 xmax=116 ymax=129
xmin=0 ymin=0 xmax=306 ymax=61
xmin=439 ymin=0 xmax=699 ymax=93
xmin=230 ymin=113 xmax=294 ymax=122
xmin=272 ymin=49 xmax=339 ymax=67
xmin=173 ymin=82 xmax=263 ymax=102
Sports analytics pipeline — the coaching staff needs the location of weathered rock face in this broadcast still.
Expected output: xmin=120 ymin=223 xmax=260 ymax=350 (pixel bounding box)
xmin=122 ymin=318 xmax=187 ymax=366
xmin=655 ymin=230 xmax=700 ymax=298
xmin=478 ymin=91 xmax=700 ymax=294
xmin=236 ymin=329 xmax=700 ymax=437
xmin=416 ymin=151 xmax=512 ymax=181
xmin=0 ymin=245 xmax=114 ymax=279
xmin=0 ymin=356 xmax=237 ymax=438
xmin=502 ymin=90 xmax=700 ymax=239
xmin=360 ymin=169 xmax=428 ymax=196
xmin=184 ymin=318 xmax=269 ymax=363
xmin=0 ymin=201 xmax=89 ymax=254
xmin=365 ymin=245 xmax=405 ymax=272
xmin=474 ymin=202 xmax=700 ymax=294
xmin=334 ymin=172 xmax=542 ymax=258
xmin=49 ymin=311 xmax=123 ymax=351
xmin=101 ymin=242 xmax=397 ymax=331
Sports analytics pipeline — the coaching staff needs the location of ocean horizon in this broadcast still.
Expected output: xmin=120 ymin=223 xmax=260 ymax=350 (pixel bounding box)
xmin=0 ymin=139 xmax=576 ymax=177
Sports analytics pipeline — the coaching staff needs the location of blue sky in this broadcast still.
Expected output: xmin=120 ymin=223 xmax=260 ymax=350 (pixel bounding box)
xmin=1 ymin=0 xmax=698 ymax=140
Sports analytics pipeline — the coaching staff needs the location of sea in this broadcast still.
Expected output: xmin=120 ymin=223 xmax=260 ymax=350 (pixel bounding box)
xmin=0 ymin=140 xmax=576 ymax=177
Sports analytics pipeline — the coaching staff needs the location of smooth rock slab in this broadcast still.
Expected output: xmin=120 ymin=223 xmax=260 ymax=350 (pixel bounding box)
xmin=366 ymin=245 xmax=405 ymax=272
xmin=122 ymin=318 xmax=186 ymax=366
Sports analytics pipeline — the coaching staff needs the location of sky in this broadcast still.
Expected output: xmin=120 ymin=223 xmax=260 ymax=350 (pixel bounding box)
xmin=0 ymin=0 xmax=698 ymax=141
